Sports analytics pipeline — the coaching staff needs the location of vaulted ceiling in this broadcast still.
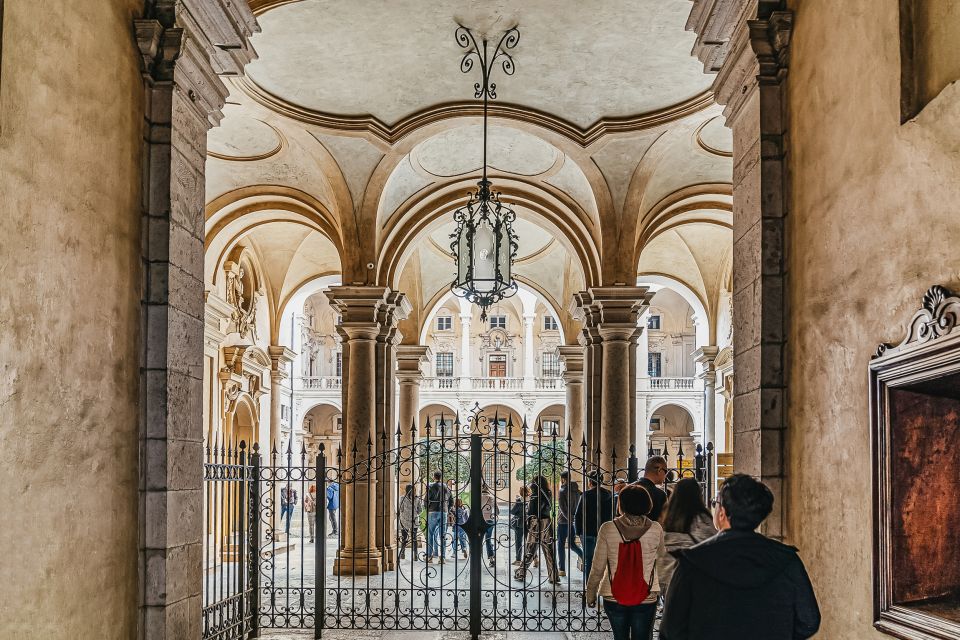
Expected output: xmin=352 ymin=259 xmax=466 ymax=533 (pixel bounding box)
xmin=204 ymin=0 xmax=733 ymax=342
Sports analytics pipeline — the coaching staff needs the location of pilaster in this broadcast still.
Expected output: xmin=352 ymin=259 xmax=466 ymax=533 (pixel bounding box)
xmin=136 ymin=1 xmax=258 ymax=637
xmin=686 ymin=0 xmax=793 ymax=537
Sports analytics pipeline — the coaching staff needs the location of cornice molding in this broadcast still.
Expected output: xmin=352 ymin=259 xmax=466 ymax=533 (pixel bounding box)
xmin=234 ymin=76 xmax=716 ymax=148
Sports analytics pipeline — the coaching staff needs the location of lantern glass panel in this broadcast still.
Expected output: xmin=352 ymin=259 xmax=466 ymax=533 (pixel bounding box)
xmin=455 ymin=221 xmax=470 ymax=289
xmin=473 ymin=218 xmax=496 ymax=292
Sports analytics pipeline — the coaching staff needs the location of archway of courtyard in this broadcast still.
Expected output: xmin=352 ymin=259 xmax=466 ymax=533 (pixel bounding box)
xmin=646 ymin=401 xmax=700 ymax=466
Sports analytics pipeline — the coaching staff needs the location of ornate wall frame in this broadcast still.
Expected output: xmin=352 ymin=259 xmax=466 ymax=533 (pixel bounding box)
xmin=871 ymin=285 xmax=960 ymax=640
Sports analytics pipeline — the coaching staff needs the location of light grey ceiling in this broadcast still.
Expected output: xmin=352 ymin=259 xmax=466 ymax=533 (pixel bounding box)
xmin=245 ymin=0 xmax=712 ymax=128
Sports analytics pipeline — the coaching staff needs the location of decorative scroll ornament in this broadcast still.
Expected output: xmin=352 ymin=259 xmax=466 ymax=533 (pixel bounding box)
xmin=874 ymin=285 xmax=960 ymax=358
xmin=449 ymin=26 xmax=521 ymax=321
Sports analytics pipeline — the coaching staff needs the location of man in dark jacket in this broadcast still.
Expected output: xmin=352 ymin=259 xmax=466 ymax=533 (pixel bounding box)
xmin=636 ymin=455 xmax=668 ymax=521
xmin=556 ymin=472 xmax=583 ymax=577
xmin=574 ymin=471 xmax=612 ymax=579
xmin=660 ymin=474 xmax=820 ymax=640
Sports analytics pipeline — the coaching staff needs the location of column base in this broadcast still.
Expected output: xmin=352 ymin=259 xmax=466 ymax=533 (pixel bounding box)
xmin=333 ymin=547 xmax=383 ymax=576
xmin=379 ymin=544 xmax=398 ymax=571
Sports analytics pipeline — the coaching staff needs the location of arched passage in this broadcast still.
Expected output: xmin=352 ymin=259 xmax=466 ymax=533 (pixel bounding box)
xmin=302 ymin=402 xmax=342 ymax=461
xmin=646 ymin=402 xmax=699 ymax=464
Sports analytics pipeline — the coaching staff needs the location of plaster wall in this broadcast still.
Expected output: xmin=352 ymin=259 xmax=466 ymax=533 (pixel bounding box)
xmin=0 ymin=0 xmax=143 ymax=637
xmin=785 ymin=1 xmax=960 ymax=637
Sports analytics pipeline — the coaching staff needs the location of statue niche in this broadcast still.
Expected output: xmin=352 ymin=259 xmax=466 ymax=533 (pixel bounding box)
xmin=225 ymin=261 xmax=259 ymax=341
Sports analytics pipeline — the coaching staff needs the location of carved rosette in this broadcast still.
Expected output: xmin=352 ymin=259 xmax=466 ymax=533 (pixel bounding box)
xmin=874 ymin=285 xmax=960 ymax=358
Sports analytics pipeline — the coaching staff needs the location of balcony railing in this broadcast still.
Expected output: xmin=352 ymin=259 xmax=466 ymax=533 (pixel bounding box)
xmin=299 ymin=376 xmax=342 ymax=390
xmin=420 ymin=376 xmax=565 ymax=391
xmin=647 ymin=377 xmax=697 ymax=390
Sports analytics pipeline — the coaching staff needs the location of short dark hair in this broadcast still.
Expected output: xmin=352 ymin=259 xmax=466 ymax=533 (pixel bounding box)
xmin=618 ymin=485 xmax=653 ymax=517
xmin=433 ymin=471 xmax=442 ymax=481
xmin=559 ymin=471 xmax=570 ymax=481
xmin=644 ymin=456 xmax=667 ymax=473
xmin=718 ymin=474 xmax=774 ymax=530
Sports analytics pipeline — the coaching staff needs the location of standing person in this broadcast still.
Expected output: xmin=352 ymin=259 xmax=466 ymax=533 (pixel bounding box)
xmin=280 ymin=484 xmax=298 ymax=535
xmin=510 ymin=487 xmax=528 ymax=566
xmin=425 ymin=471 xmax=451 ymax=563
xmin=636 ymin=456 xmax=668 ymax=521
xmin=660 ymin=474 xmax=820 ymax=640
xmin=514 ymin=476 xmax=559 ymax=584
xmin=656 ymin=478 xmax=716 ymax=595
xmin=575 ymin=471 xmax=613 ymax=579
xmin=304 ymin=485 xmax=317 ymax=543
xmin=325 ymin=480 xmax=339 ymax=537
xmin=585 ymin=485 xmax=665 ymax=640
xmin=556 ymin=471 xmax=583 ymax=577
xmin=397 ymin=484 xmax=423 ymax=561
xmin=480 ymin=482 xmax=498 ymax=567
xmin=451 ymin=498 xmax=469 ymax=559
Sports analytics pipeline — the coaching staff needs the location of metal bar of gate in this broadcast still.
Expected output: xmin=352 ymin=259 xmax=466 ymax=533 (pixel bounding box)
xmin=316 ymin=446 xmax=324 ymax=639
xmin=249 ymin=444 xmax=261 ymax=639
xmin=468 ymin=433 xmax=482 ymax=640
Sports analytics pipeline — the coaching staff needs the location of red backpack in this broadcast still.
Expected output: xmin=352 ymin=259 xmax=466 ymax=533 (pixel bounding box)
xmin=609 ymin=519 xmax=655 ymax=606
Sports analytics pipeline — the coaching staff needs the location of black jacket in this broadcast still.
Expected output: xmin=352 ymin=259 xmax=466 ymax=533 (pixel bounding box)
xmin=660 ymin=529 xmax=820 ymax=640
xmin=526 ymin=486 xmax=553 ymax=520
xmin=557 ymin=481 xmax=582 ymax=525
xmin=574 ymin=485 xmax=613 ymax=537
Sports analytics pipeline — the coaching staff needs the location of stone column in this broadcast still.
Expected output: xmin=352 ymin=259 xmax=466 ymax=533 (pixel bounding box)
xmin=687 ymin=2 xmax=793 ymax=536
xmin=374 ymin=292 xmax=410 ymax=571
xmin=396 ymin=345 xmax=431 ymax=448
xmin=327 ymin=286 xmax=389 ymax=575
xmin=574 ymin=287 xmax=651 ymax=472
xmin=268 ymin=346 xmax=296 ymax=450
xmin=459 ymin=312 xmax=472 ymax=387
xmin=523 ymin=312 xmax=536 ymax=387
xmin=694 ymin=346 xmax=719 ymax=447
xmin=135 ymin=3 xmax=257 ymax=637
xmin=572 ymin=294 xmax=603 ymax=461
xmin=558 ymin=346 xmax=585 ymax=451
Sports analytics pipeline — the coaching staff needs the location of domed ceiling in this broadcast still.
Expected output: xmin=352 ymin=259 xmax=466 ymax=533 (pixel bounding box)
xmin=245 ymin=0 xmax=711 ymax=128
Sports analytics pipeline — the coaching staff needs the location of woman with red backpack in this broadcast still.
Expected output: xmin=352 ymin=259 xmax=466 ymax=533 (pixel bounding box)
xmin=585 ymin=485 xmax=665 ymax=640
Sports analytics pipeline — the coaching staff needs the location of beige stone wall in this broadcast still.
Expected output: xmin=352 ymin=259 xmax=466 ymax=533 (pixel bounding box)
xmin=785 ymin=1 xmax=960 ymax=637
xmin=0 ymin=1 xmax=143 ymax=638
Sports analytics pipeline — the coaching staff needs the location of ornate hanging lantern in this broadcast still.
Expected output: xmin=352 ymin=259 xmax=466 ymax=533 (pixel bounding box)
xmin=449 ymin=26 xmax=520 ymax=321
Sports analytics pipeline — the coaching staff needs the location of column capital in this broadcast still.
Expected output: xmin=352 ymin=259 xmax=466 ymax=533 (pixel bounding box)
xmin=572 ymin=287 xmax=652 ymax=345
xmin=268 ymin=345 xmax=296 ymax=381
xmin=694 ymin=345 xmax=720 ymax=383
xmin=396 ymin=345 xmax=431 ymax=383
xmin=327 ymin=286 xmax=392 ymax=325
xmin=558 ymin=345 xmax=584 ymax=383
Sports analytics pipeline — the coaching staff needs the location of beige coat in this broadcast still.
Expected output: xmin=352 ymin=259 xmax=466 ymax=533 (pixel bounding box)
xmin=585 ymin=514 xmax=665 ymax=606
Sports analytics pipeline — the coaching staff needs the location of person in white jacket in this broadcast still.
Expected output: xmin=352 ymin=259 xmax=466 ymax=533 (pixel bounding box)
xmin=585 ymin=485 xmax=665 ymax=640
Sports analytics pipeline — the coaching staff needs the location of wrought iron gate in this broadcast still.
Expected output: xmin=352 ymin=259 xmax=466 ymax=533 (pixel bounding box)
xmin=202 ymin=407 xmax=715 ymax=639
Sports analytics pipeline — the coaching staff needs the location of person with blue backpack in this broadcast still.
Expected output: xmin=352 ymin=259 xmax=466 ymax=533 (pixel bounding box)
xmin=585 ymin=485 xmax=664 ymax=640
xmin=451 ymin=498 xmax=470 ymax=559
xmin=325 ymin=481 xmax=340 ymax=537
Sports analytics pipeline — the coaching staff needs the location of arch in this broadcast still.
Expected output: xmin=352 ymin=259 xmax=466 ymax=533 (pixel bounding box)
xmin=377 ymin=177 xmax=601 ymax=291
xmin=417 ymin=402 xmax=462 ymax=437
xmin=204 ymin=188 xmax=345 ymax=288
xmin=228 ymin=394 xmax=259 ymax=449
xmin=533 ymin=403 xmax=566 ymax=438
xmin=646 ymin=401 xmax=701 ymax=461
xmin=476 ymin=403 xmax=527 ymax=438
xmin=637 ymin=274 xmax=710 ymax=346
xmin=278 ymin=274 xmax=343 ymax=349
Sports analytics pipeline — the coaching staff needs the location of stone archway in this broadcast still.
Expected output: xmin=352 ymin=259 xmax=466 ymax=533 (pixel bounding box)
xmin=646 ymin=402 xmax=698 ymax=464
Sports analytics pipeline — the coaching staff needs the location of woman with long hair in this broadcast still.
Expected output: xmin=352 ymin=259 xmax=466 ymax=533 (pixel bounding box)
xmin=514 ymin=475 xmax=559 ymax=584
xmin=656 ymin=477 xmax=716 ymax=593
